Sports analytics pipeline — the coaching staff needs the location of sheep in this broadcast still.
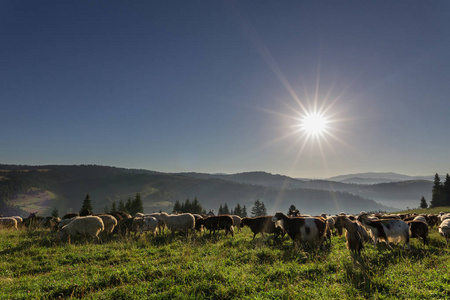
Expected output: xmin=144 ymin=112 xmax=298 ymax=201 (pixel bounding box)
xmin=407 ymin=220 xmax=429 ymax=245
xmin=426 ymin=214 xmax=439 ymax=228
xmin=0 ymin=217 xmax=18 ymax=230
xmin=132 ymin=218 xmax=146 ymax=234
xmin=197 ymin=215 xmax=234 ymax=237
xmin=413 ymin=215 xmax=427 ymax=224
xmin=240 ymin=216 xmax=285 ymax=240
xmin=97 ymin=214 xmax=118 ymax=235
xmin=357 ymin=214 xmax=410 ymax=250
xmin=62 ymin=213 xmax=79 ymax=219
xmin=10 ymin=216 xmax=23 ymax=227
xmin=115 ymin=217 xmax=134 ymax=236
xmin=335 ymin=216 xmax=367 ymax=255
xmin=142 ymin=216 xmax=159 ymax=236
xmin=439 ymin=213 xmax=450 ymax=223
xmin=230 ymin=215 xmax=242 ymax=232
xmin=438 ymin=219 xmax=450 ymax=245
xmin=143 ymin=213 xmax=166 ymax=234
xmin=58 ymin=218 xmax=75 ymax=230
xmin=57 ymin=216 xmax=104 ymax=242
xmin=272 ymin=212 xmax=327 ymax=249
xmin=159 ymin=212 xmax=195 ymax=235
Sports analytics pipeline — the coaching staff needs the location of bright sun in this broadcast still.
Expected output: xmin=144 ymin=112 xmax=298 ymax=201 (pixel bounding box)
xmin=300 ymin=112 xmax=328 ymax=137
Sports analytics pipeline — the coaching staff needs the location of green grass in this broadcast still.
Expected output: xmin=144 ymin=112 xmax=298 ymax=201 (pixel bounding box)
xmin=1 ymin=227 xmax=450 ymax=299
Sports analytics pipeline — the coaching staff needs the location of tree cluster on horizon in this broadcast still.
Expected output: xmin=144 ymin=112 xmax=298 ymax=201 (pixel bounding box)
xmin=173 ymin=197 xmax=205 ymax=215
xmin=107 ymin=193 xmax=144 ymax=216
xmin=430 ymin=173 xmax=450 ymax=208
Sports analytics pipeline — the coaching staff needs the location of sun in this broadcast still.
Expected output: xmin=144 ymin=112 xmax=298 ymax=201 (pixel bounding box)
xmin=300 ymin=112 xmax=329 ymax=137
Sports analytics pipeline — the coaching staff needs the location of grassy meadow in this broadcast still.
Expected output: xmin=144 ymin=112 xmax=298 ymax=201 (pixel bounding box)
xmin=1 ymin=215 xmax=450 ymax=299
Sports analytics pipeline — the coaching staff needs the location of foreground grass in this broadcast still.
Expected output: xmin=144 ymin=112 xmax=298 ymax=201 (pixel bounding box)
xmin=1 ymin=228 xmax=450 ymax=299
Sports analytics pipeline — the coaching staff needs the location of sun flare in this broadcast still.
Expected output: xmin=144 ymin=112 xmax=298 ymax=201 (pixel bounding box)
xmin=300 ymin=112 xmax=328 ymax=137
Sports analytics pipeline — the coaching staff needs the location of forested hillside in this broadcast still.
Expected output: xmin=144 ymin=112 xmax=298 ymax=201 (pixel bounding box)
xmin=0 ymin=165 xmax=395 ymax=216
xmin=181 ymin=171 xmax=433 ymax=209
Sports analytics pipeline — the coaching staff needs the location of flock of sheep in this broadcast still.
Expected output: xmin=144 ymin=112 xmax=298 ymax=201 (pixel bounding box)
xmin=1 ymin=210 xmax=450 ymax=255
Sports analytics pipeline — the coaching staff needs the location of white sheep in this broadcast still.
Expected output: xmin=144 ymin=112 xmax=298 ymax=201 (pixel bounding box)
xmin=438 ymin=219 xmax=450 ymax=245
xmin=230 ymin=215 xmax=242 ymax=232
xmin=10 ymin=216 xmax=23 ymax=227
xmin=413 ymin=215 xmax=427 ymax=224
xmin=97 ymin=214 xmax=117 ymax=235
xmin=57 ymin=216 xmax=104 ymax=242
xmin=159 ymin=212 xmax=195 ymax=235
xmin=144 ymin=213 xmax=165 ymax=234
xmin=0 ymin=217 xmax=18 ymax=230
xmin=143 ymin=216 xmax=159 ymax=236
xmin=57 ymin=218 xmax=75 ymax=230
xmin=357 ymin=215 xmax=410 ymax=250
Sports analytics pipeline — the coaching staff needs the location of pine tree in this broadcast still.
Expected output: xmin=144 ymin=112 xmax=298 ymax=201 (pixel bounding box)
xmin=111 ymin=201 xmax=117 ymax=213
xmin=125 ymin=198 xmax=133 ymax=213
xmin=430 ymin=173 xmax=445 ymax=207
xmin=444 ymin=174 xmax=450 ymax=206
xmin=233 ymin=203 xmax=243 ymax=217
xmin=242 ymin=205 xmax=248 ymax=217
xmin=251 ymin=199 xmax=267 ymax=217
xmin=129 ymin=193 xmax=144 ymax=215
xmin=173 ymin=200 xmax=181 ymax=213
xmin=222 ymin=203 xmax=230 ymax=215
xmin=79 ymin=194 xmax=93 ymax=214
xmin=419 ymin=196 xmax=428 ymax=209
xmin=260 ymin=201 xmax=267 ymax=216
xmin=51 ymin=208 xmax=59 ymax=218
xmin=118 ymin=199 xmax=126 ymax=212
xmin=218 ymin=204 xmax=224 ymax=215
xmin=191 ymin=197 xmax=205 ymax=214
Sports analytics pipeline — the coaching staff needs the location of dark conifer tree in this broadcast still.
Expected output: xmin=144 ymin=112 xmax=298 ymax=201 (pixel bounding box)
xmin=419 ymin=196 xmax=428 ymax=209
xmin=79 ymin=193 xmax=93 ymax=214
xmin=431 ymin=173 xmax=445 ymax=207
xmin=444 ymin=174 xmax=450 ymax=206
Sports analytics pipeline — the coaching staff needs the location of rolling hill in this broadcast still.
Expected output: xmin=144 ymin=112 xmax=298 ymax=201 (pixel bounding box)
xmin=0 ymin=165 xmax=396 ymax=217
xmin=179 ymin=171 xmax=433 ymax=209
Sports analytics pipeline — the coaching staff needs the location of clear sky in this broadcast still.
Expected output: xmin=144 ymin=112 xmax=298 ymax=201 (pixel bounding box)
xmin=1 ymin=1 xmax=449 ymax=179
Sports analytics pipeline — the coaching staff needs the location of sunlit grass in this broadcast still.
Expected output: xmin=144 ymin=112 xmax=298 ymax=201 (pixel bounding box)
xmin=0 ymin=227 xmax=449 ymax=299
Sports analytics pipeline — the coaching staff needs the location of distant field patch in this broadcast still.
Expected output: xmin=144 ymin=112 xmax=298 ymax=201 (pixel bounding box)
xmin=7 ymin=188 xmax=56 ymax=214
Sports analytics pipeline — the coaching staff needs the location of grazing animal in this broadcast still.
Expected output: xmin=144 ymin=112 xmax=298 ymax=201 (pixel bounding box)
xmin=158 ymin=212 xmax=195 ymax=235
xmin=142 ymin=216 xmax=159 ymax=236
xmin=97 ymin=214 xmax=118 ymax=235
xmin=407 ymin=220 xmax=429 ymax=245
xmin=271 ymin=212 xmax=327 ymax=249
xmin=42 ymin=216 xmax=61 ymax=231
xmin=197 ymin=215 xmax=234 ymax=237
xmin=115 ymin=217 xmax=134 ymax=235
xmin=0 ymin=217 xmax=18 ymax=230
xmin=10 ymin=216 xmax=23 ymax=227
xmin=58 ymin=218 xmax=75 ymax=230
xmin=143 ymin=213 xmax=165 ymax=234
xmin=240 ymin=216 xmax=285 ymax=240
xmin=438 ymin=219 xmax=450 ymax=245
xmin=335 ymin=216 xmax=367 ymax=255
xmin=62 ymin=213 xmax=79 ymax=220
xmin=413 ymin=216 xmax=427 ymax=224
xmin=357 ymin=215 xmax=410 ymax=250
xmin=57 ymin=216 xmax=104 ymax=242
xmin=230 ymin=215 xmax=242 ymax=232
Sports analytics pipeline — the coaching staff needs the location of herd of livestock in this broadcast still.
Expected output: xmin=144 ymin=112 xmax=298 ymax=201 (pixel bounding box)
xmin=1 ymin=210 xmax=450 ymax=255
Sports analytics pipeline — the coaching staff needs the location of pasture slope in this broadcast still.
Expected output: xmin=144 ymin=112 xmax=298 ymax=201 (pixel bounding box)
xmin=1 ymin=211 xmax=450 ymax=299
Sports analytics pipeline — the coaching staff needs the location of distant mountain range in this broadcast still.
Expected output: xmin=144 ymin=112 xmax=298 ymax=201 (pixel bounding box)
xmin=0 ymin=165 xmax=434 ymax=217
xmin=326 ymin=172 xmax=434 ymax=184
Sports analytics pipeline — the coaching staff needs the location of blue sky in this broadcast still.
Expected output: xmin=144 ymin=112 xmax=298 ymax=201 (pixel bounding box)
xmin=1 ymin=1 xmax=449 ymax=178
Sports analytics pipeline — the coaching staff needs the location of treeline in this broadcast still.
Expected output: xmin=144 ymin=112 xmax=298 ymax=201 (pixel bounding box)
xmin=430 ymin=173 xmax=450 ymax=207
xmin=172 ymin=198 xmax=269 ymax=219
